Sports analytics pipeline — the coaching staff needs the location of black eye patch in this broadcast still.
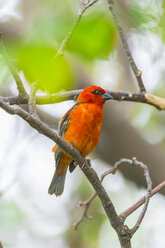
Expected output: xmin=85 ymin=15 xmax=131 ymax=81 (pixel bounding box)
xmin=91 ymin=89 xmax=104 ymax=95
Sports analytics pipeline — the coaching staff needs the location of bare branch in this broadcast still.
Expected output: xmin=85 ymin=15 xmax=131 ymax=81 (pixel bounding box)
xmin=79 ymin=160 xmax=129 ymax=244
xmin=3 ymin=90 xmax=165 ymax=111
xmin=0 ymin=33 xmax=28 ymax=98
xmin=107 ymin=0 xmax=146 ymax=92
xmin=85 ymin=0 xmax=99 ymax=9
xmin=73 ymin=166 xmax=116 ymax=229
xmin=120 ymin=181 xmax=165 ymax=219
xmin=75 ymin=180 xmax=164 ymax=231
xmin=0 ymin=242 xmax=3 ymax=248
xmin=73 ymin=195 xmax=95 ymax=230
xmin=73 ymin=165 xmax=121 ymax=230
xmin=74 ymin=158 xmax=153 ymax=235
xmin=130 ymin=158 xmax=152 ymax=234
xmin=103 ymin=158 xmax=152 ymax=235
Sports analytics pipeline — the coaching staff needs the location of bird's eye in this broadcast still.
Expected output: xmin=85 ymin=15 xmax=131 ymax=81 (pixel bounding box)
xmin=92 ymin=89 xmax=104 ymax=95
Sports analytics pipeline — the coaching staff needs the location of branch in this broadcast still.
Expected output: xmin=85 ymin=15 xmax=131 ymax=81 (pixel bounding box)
xmin=0 ymin=34 xmax=28 ymax=98
xmin=3 ymin=89 xmax=81 ymax=105
xmin=102 ymin=158 xmax=152 ymax=235
xmin=79 ymin=160 xmax=130 ymax=247
xmin=130 ymin=158 xmax=152 ymax=234
xmin=120 ymin=180 xmax=165 ymax=219
xmin=56 ymin=0 xmax=99 ymax=57
xmin=74 ymin=158 xmax=152 ymax=237
xmin=3 ymin=90 xmax=165 ymax=110
xmin=73 ymin=166 xmax=118 ymax=230
xmin=107 ymin=0 xmax=146 ymax=92
xmin=73 ymin=192 xmax=96 ymax=230
xmin=74 ymin=181 xmax=164 ymax=231
xmin=84 ymin=0 xmax=99 ymax=9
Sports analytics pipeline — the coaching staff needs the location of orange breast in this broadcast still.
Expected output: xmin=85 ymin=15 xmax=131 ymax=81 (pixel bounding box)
xmin=57 ymin=103 xmax=103 ymax=174
xmin=65 ymin=103 xmax=103 ymax=155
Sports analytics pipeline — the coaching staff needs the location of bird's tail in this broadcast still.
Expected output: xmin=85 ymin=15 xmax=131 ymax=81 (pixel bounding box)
xmin=48 ymin=169 xmax=67 ymax=196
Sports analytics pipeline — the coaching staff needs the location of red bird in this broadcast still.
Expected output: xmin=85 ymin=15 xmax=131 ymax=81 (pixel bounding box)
xmin=48 ymin=85 xmax=113 ymax=196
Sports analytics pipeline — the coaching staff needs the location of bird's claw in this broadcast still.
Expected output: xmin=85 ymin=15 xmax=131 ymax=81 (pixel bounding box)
xmin=80 ymin=159 xmax=91 ymax=170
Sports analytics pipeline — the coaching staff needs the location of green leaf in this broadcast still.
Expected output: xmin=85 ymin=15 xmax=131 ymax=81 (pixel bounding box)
xmin=15 ymin=43 xmax=73 ymax=94
xmin=68 ymin=13 xmax=116 ymax=60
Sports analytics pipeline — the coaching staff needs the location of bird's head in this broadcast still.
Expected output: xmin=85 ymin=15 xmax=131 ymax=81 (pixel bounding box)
xmin=77 ymin=85 xmax=113 ymax=105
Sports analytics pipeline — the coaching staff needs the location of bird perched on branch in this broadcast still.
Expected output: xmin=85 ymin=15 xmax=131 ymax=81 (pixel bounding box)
xmin=48 ymin=85 xmax=113 ymax=196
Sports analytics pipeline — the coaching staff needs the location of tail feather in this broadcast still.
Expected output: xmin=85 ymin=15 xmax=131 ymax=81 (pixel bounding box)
xmin=48 ymin=170 xmax=66 ymax=196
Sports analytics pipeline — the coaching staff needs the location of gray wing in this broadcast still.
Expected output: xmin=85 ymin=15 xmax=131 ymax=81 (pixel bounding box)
xmin=54 ymin=103 xmax=79 ymax=168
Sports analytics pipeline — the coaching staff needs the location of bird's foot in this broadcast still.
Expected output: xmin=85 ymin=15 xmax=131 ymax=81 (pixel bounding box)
xmin=80 ymin=159 xmax=91 ymax=170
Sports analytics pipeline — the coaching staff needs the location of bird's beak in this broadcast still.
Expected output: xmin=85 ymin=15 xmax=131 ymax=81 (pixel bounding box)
xmin=102 ymin=91 xmax=113 ymax=100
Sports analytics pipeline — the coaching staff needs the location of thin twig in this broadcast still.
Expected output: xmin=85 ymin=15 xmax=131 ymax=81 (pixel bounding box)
xmin=56 ymin=13 xmax=81 ymax=57
xmin=73 ymin=160 xmax=129 ymax=230
xmin=85 ymin=0 xmax=99 ymax=9
xmin=110 ymin=158 xmax=152 ymax=235
xmin=105 ymin=158 xmax=152 ymax=235
xmin=107 ymin=0 xmax=146 ymax=92
xmin=120 ymin=181 xmax=165 ymax=219
xmin=75 ymin=181 xmax=164 ymax=231
xmin=0 ymin=33 xmax=28 ymax=98
xmin=28 ymin=82 xmax=39 ymax=118
xmin=56 ymin=0 xmax=99 ymax=57
xmin=73 ymin=194 xmax=95 ymax=230
xmin=130 ymin=158 xmax=152 ymax=234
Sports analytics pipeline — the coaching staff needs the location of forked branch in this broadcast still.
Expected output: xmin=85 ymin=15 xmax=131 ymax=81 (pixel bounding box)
xmin=74 ymin=158 xmax=154 ymax=234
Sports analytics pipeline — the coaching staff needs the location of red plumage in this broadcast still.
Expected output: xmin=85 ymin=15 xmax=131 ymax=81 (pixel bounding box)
xmin=49 ymin=85 xmax=113 ymax=196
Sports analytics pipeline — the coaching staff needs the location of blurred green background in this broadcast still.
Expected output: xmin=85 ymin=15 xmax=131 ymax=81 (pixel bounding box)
xmin=0 ymin=0 xmax=165 ymax=247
